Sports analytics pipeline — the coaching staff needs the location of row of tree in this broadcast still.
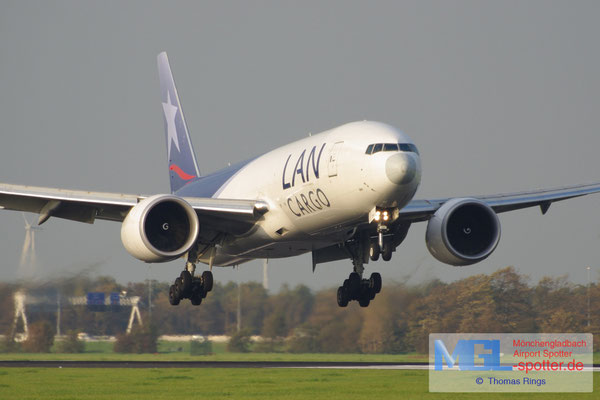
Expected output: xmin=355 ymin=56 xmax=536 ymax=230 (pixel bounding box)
xmin=1 ymin=267 xmax=599 ymax=353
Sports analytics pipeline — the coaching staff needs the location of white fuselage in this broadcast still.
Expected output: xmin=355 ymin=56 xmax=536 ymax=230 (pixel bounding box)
xmin=209 ymin=121 xmax=421 ymax=266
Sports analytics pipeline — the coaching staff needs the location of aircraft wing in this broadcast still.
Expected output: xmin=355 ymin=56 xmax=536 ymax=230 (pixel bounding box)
xmin=399 ymin=182 xmax=600 ymax=222
xmin=0 ymin=183 xmax=268 ymax=233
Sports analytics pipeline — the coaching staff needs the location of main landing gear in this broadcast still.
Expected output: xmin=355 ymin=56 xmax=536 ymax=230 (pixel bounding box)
xmin=337 ymin=236 xmax=383 ymax=307
xmin=335 ymin=208 xmax=404 ymax=308
xmin=336 ymin=271 xmax=382 ymax=307
xmin=168 ymin=262 xmax=214 ymax=306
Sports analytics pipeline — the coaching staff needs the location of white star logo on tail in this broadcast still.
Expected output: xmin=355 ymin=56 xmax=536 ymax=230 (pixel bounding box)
xmin=162 ymin=91 xmax=180 ymax=160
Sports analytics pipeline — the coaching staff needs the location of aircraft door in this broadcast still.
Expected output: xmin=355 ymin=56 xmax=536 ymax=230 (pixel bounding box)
xmin=328 ymin=141 xmax=344 ymax=177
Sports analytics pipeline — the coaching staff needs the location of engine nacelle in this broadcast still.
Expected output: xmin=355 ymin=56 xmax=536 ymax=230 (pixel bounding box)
xmin=425 ymin=198 xmax=500 ymax=266
xmin=121 ymin=194 xmax=199 ymax=263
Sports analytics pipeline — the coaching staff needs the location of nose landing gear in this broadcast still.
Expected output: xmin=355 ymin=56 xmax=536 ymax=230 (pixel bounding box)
xmin=369 ymin=229 xmax=393 ymax=263
xmin=371 ymin=207 xmax=395 ymax=262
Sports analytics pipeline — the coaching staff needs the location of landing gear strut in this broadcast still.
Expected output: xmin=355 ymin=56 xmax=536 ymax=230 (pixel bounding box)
xmin=169 ymin=262 xmax=214 ymax=306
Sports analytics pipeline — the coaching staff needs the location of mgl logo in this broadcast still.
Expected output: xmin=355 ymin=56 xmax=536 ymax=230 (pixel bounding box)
xmin=434 ymin=339 xmax=513 ymax=371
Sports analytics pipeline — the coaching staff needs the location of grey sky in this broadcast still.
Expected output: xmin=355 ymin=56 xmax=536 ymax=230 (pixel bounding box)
xmin=1 ymin=1 xmax=599 ymax=291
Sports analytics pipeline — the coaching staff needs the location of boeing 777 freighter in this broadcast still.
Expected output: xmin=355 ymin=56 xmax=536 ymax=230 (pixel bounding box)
xmin=1 ymin=53 xmax=599 ymax=308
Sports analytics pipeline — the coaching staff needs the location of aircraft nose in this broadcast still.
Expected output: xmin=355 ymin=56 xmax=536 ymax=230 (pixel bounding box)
xmin=385 ymin=152 xmax=417 ymax=185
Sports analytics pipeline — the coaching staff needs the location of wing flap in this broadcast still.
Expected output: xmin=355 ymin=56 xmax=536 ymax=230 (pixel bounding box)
xmin=0 ymin=183 xmax=138 ymax=223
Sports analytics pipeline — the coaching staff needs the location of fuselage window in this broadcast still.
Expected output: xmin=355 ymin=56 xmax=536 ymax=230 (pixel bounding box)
xmin=372 ymin=143 xmax=383 ymax=154
xmin=365 ymin=144 xmax=374 ymax=154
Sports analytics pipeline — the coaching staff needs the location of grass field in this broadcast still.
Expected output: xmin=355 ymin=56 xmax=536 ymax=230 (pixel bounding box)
xmin=0 ymin=368 xmax=597 ymax=400
xmin=0 ymin=351 xmax=427 ymax=362
xmin=0 ymin=342 xmax=597 ymax=398
xmin=1 ymin=341 xmax=599 ymax=364
xmin=0 ymin=340 xmax=429 ymax=362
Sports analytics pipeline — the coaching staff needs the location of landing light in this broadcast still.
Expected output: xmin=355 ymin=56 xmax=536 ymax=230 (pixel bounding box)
xmin=374 ymin=210 xmax=389 ymax=222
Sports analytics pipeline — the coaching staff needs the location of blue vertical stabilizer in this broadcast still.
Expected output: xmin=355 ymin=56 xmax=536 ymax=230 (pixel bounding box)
xmin=157 ymin=52 xmax=201 ymax=193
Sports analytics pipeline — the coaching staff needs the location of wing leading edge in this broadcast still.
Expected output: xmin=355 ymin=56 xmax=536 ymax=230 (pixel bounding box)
xmin=0 ymin=183 xmax=267 ymax=233
xmin=2 ymin=181 xmax=600 ymax=234
xmin=399 ymin=182 xmax=600 ymax=222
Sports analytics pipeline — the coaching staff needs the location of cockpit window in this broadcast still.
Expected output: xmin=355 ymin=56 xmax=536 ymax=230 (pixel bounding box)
xmin=365 ymin=142 xmax=419 ymax=155
xmin=399 ymin=143 xmax=419 ymax=155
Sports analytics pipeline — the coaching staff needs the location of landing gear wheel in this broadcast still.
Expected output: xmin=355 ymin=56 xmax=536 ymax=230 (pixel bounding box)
xmin=369 ymin=242 xmax=380 ymax=261
xmin=337 ymin=286 xmax=349 ymax=307
xmin=348 ymin=272 xmax=361 ymax=298
xmin=180 ymin=271 xmax=192 ymax=297
xmin=358 ymin=295 xmax=371 ymax=308
xmin=169 ymin=265 xmax=213 ymax=306
xmin=190 ymin=296 xmax=202 ymax=306
xmin=168 ymin=285 xmax=180 ymax=306
xmin=338 ymin=269 xmax=383 ymax=307
xmin=382 ymin=243 xmax=392 ymax=261
xmin=369 ymin=288 xmax=376 ymax=300
xmin=201 ymin=271 xmax=213 ymax=292
xmin=175 ymin=277 xmax=183 ymax=291
xmin=190 ymin=281 xmax=204 ymax=305
xmin=370 ymin=272 xmax=382 ymax=294
xmin=190 ymin=290 xmax=203 ymax=305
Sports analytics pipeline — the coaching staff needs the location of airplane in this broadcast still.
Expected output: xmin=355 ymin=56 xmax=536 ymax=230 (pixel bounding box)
xmin=1 ymin=52 xmax=600 ymax=308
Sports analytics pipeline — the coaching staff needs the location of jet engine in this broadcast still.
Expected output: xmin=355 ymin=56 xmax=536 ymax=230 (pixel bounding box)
xmin=425 ymin=198 xmax=500 ymax=266
xmin=121 ymin=194 xmax=199 ymax=262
